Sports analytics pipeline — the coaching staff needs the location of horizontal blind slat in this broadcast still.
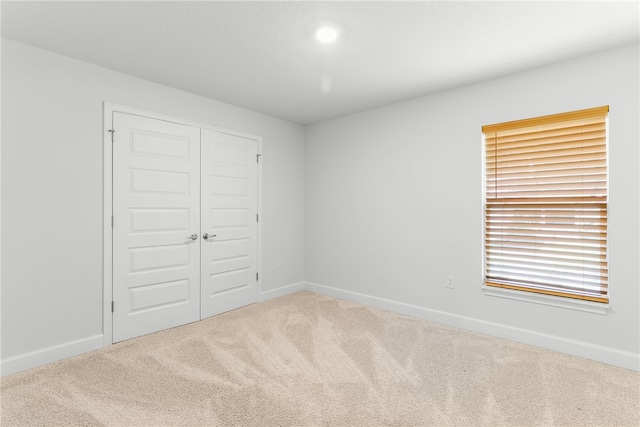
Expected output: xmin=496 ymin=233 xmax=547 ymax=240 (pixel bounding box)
xmin=486 ymin=239 xmax=606 ymax=251
xmin=485 ymin=197 xmax=607 ymax=205
xmin=486 ymin=210 xmax=607 ymax=222
xmin=486 ymin=159 xmax=606 ymax=175
xmin=488 ymin=173 xmax=607 ymax=187
xmin=486 ymin=151 xmax=605 ymax=169
xmin=488 ymin=180 xmax=607 ymax=192
xmin=487 ymin=262 xmax=607 ymax=274
xmin=487 ymin=189 xmax=607 ymax=198
xmin=488 ymin=142 xmax=606 ymax=163
xmin=486 ymin=136 xmax=605 ymax=156
xmin=486 ymin=249 xmax=606 ymax=264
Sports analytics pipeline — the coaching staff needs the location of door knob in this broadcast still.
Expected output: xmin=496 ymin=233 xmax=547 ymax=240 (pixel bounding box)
xmin=188 ymin=233 xmax=198 ymax=240
xmin=203 ymin=233 xmax=216 ymax=240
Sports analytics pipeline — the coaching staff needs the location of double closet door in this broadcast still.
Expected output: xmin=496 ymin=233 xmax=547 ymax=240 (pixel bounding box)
xmin=112 ymin=112 xmax=258 ymax=343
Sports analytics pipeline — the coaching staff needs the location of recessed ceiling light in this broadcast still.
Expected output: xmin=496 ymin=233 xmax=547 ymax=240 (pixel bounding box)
xmin=315 ymin=26 xmax=339 ymax=43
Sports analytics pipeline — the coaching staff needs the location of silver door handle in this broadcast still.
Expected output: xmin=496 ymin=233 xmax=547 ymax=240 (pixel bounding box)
xmin=188 ymin=233 xmax=198 ymax=240
xmin=203 ymin=233 xmax=216 ymax=240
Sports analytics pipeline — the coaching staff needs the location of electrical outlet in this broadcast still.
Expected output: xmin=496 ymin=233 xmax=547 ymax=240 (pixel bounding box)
xmin=277 ymin=257 xmax=284 ymax=269
xmin=446 ymin=274 xmax=455 ymax=289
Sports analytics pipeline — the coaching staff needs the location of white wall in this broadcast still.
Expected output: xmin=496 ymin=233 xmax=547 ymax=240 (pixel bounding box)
xmin=1 ymin=39 xmax=305 ymax=373
xmin=305 ymin=43 xmax=640 ymax=370
xmin=3 ymin=37 xmax=638 ymax=375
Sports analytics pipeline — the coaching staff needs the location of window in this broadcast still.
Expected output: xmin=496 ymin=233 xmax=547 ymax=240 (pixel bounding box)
xmin=482 ymin=106 xmax=609 ymax=303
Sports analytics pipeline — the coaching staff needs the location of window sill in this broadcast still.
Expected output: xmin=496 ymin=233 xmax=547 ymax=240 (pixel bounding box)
xmin=482 ymin=285 xmax=609 ymax=315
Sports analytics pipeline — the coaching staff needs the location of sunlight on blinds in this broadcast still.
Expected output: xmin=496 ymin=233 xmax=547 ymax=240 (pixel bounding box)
xmin=483 ymin=106 xmax=609 ymax=303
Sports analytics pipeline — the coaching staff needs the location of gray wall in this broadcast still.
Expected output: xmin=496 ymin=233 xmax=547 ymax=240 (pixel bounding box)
xmin=305 ymin=43 xmax=640 ymax=369
xmin=1 ymin=39 xmax=306 ymax=368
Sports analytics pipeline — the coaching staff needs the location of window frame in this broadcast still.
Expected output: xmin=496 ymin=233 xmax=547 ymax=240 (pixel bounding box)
xmin=481 ymin=106 xmax=610 ymax=308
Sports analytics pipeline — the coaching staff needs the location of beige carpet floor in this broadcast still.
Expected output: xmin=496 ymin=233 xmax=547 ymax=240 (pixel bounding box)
xmin=1 ymin=291 xmax=639 ymax=426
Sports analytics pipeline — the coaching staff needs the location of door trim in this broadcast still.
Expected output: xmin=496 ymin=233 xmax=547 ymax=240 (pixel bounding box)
xmin=102 ymin=102 xmax=263 ymax=347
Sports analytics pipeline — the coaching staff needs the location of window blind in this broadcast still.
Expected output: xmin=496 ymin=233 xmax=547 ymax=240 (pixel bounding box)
xmin=482 ymin=106 xmax=609 ymax=303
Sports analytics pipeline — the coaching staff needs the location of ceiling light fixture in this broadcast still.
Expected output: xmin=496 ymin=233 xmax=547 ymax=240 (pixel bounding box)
xmin=315 ymin=26 xmax=339 ymax=43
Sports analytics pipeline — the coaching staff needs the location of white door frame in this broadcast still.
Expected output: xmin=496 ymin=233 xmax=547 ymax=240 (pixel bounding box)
xmin=102 ymin=102 xmax=263 ymax=347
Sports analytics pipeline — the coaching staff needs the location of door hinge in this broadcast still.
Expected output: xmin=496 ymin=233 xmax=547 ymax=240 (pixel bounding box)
xmin=256 ymin=272 xmax=259 ymax=281
xmin=108 ymin=129 xmax=115 ymax=143
xmin=256 ymin=213 xmax=259 ymax=222
xmin=257 ymin=153 xmax=261 ymax=163
xmin=111 ymin=301 xmax=114 ymax=313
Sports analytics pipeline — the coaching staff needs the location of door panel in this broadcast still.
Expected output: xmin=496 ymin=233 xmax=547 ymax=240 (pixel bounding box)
xmin=112 ymin=113 xmax=201 ymax=343
xmin=200 ymin=129 xmax=258 ymax=318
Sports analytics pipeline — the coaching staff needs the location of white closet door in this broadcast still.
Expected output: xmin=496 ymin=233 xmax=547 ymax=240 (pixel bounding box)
xmin=200 ymin=129 xmax=258 ymax=318
xmin=112 ymin=112 xmax=201 ymax=342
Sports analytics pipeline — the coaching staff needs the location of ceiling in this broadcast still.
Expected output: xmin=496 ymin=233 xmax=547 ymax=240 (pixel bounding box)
xmin=2 ymin=1 xmax=639 ymax=125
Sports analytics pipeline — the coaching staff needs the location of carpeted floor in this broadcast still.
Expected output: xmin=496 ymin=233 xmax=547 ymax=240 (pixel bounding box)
xmin=1 ymin=291 xmax=639 ymax=426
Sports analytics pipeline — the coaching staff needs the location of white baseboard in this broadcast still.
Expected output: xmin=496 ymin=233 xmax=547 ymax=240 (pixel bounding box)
xmin=2 ymin=282 xmax=307 ymax=377
xmin=5 ymin=284 xmax=637 ymax=376
xmin=306 ymin=281 xmax=640 ymax=372
xmin=260 ymin=281 xmax=306 ymax=302
xmin=1 ymin=334 xmax=104 ymax=377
